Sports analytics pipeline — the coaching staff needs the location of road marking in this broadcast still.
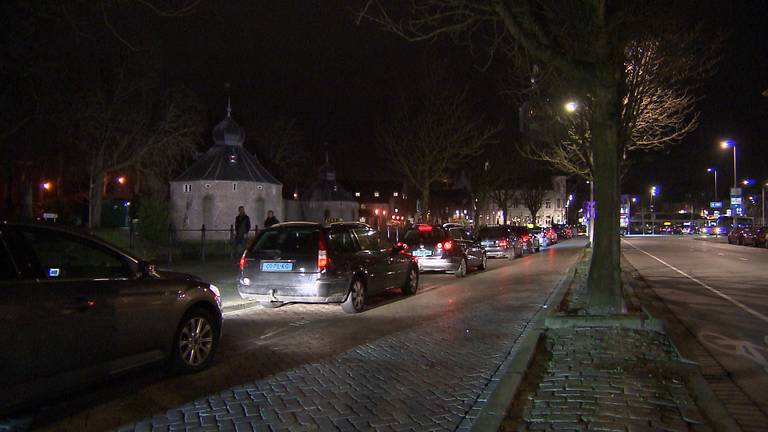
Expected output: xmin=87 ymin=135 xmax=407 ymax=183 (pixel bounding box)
xmin=624 ymin=240 xmax=768 ymax=325
xmin=739 ymin=257 xmax=749 ymax=261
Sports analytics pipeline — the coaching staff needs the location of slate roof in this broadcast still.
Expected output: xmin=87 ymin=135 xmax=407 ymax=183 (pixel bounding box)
xmin=174 ymin=109 xmax=280 ymax=184
xmin=305 ymin=162 xmax=355 ymax=202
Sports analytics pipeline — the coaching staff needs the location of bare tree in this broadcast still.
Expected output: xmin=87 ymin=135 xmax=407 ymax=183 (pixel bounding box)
xmin=379 ymin=66 xmax=501 ymax=221
xmin=520 ymin=33 xmax=719 ymax=182
xmin=359 ymin=0 xmax=712 ymax=313
xmin=249 ymin=116 xmax=309 ymax=191
xmin=78 ymin=57 xmax=202 ymax=227
xmin=522 ymin=186 xmax=545 ymax=225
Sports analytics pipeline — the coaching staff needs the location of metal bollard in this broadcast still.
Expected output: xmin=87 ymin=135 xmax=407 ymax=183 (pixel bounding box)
xmin=201 ymin=224 xmax=206 ymax=262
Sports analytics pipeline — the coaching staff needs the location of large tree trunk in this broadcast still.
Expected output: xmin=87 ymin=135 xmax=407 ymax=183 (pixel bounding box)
xmin=586 ymin=28 xmax=625 ymax=315
xmin=420 ymin=184 xmax=430 ymax=223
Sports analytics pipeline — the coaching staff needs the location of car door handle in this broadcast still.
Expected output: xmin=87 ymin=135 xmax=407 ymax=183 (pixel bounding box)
xmin=63 ymin=297 xmax=96 ymax=312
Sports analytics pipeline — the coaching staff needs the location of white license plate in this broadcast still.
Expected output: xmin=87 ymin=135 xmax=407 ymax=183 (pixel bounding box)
xmin=261 ymin=262 xmax=293 ymax=272
xmin=412 ymin=250 xmax=433 ymax=257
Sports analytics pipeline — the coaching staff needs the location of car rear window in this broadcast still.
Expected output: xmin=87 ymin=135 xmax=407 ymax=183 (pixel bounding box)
xmin=403 ymin=228 xmax=446 ymax=243
xmin=249 ymin=227 xmax=319 ymax=255
xmin=478 ymin=227 xmax=508 ymax=240
xmin=510 ymin=227 xmax=528 ymax=235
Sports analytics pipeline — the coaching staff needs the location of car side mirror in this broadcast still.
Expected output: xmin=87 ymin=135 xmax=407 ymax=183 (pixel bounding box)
xmin=138 ymin=260 xmax=158 ymax=278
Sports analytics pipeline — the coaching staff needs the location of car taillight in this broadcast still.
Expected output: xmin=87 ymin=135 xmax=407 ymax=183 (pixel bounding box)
xmin=443 ymin=241 xmax=453 ymax=250
xmin=318 ymin=236 xmax=329 ymax=271
xmin=498 ymin=239 xmax=508 ymax=248
xmin=239 ymin=252 xmax=247 ymax=271
xmin=522 ymin=234 xmax=530 ymax=242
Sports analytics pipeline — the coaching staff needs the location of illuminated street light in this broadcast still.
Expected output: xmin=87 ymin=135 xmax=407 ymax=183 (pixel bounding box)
xmin=564 ymin=101 xmax=578 ymax=113
xmin=116 ymin=176 xmax=127 ymax=185
xmin=742 ymin=179 xmax=753 ymax=186
xmin=720 ymin=139 xmax=737 ymax=228
xmin=40 ymin=181 xmax=52 ymax=191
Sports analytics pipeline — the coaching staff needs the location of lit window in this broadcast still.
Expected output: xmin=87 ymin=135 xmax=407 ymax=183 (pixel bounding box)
xmin=355 ymin=192 xmax=360 ymax=197
xmin=183 ymin=184 xmax=192 ymax=193
xmin=374 ymin=191 xmax=380 ymax=197
xmin=393 ymin=192 xmax=399 ymax=197
xmin=229 ymin=154 xmax=237 ymax=164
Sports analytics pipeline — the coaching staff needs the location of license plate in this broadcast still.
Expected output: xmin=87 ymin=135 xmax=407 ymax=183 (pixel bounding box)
xmin=412 ymin=250 xmax=432 ymax=257
xmin=261 ymin=261 xmax=293 ymax=272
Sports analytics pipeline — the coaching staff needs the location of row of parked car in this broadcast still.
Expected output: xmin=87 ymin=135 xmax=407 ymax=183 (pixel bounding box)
xmin=0 ymin=219 xmax=567 ymax=416
xmin=727 ymin=226 xmax=768 ymax=247
xmin=237 ymin=222 xmax=559 ymax=314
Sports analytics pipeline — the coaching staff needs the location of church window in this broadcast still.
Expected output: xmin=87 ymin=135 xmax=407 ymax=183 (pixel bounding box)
xmin=257 ymin=185 xmax=263 ymax=190
xmin=204 ymin=184 xmax=211 ymax=189
xmin=393 ymin=192 xmax=399 ymax=197
xmin=183 ymin=184 xmax=192 ymax=193
xmin=233 ymin=182 xmax=237 ymax=191
xmin=545 ymin=201 xmax=552 ymax=209
xmin=557 ymin=199 xmax=562 ymax=209
xmin=229 ymin=154 xmax=237 ymax=164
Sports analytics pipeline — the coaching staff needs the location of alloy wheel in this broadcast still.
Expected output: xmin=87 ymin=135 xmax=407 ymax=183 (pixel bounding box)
xmin=178 ymin=317 xmax=214 ymax=367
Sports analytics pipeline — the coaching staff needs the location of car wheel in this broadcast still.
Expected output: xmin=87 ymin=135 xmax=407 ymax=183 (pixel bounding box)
xmin=454 ymin=257 xmax=467 ymax=278
xmin=342 ymin=278 xmax=366 ymax=314
xmin=478 ymin=253 xmax=487 ymax=270
xmin=171 ymin=307 xmax=219 ymax=373
xmin=402 ymin=266 xmax=419 ymax=295
xmin=258 ymin=301 xmax=283 ymax=308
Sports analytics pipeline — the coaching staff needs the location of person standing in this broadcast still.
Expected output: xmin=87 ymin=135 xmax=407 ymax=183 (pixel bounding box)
xmin=234 ymin=206 xmax=251 ymax=253
xmin=264 ymin=210 xmax=279 ymax=228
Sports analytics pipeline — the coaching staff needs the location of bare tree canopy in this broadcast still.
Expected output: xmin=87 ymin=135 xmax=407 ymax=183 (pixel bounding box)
xmin=379 ymin=63 xmax=501 ymax=221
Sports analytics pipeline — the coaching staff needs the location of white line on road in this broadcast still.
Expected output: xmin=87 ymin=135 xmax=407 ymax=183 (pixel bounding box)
xmin=739 ymin=257 xmax=749 ymax=261
xmin=624 ymin=240 xmax=768 ymax=325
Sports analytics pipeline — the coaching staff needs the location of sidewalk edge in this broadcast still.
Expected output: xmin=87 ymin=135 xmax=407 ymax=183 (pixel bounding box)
xmin=465 ymin=249 xmax=583 ymax=432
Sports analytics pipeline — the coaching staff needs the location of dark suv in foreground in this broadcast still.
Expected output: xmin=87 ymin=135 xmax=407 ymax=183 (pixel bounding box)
xmin=0 ymin=222 xmax=222 ymax=416
xmin=237 ymin=222 xmax=418 ymax=313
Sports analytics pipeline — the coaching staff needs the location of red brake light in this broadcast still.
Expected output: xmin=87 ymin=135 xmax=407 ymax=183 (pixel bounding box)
xmin=498 ymin=239 xmax=508 ymax=248
xmin=318 ymin=236 xmax=329 ymax=270
xmin=443 ymin=240 xmax=453 ymax=250
xmin=239 ymin=252 xmax=247 ymax=271
xmin=417 ymin=225 xmax=433 ymax=232
xmin=522 ymin=234 xmax=530 ymax=242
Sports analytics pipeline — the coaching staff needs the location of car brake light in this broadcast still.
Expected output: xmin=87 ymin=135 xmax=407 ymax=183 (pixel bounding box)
xmin=417 ymin=225 xmax=433 ymax=232
xmin=239 ymin=252 xmax=247 ymax=271
xmin=498 ymin=239 xmax=508 ymax=248
xmin=522 ymin=234 xmax=530 ymax=242
xmin=443 ymin=241 xmax=453 ymax=250
xmin=318 ymin=236 xmax=329 ymax=270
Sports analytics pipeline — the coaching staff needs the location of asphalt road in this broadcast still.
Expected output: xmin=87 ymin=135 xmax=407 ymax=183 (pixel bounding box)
xmin=622 ymin=236 xmax=768 ymax=424
xmin=22 ymin=240 xmax=585 ymax=431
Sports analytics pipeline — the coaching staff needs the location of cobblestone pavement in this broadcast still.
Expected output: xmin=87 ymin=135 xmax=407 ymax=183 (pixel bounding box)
xmin=509 ymin=327 xmax=708 ymax=432
xmin=28 ymin=241 xmax=585 ymax=431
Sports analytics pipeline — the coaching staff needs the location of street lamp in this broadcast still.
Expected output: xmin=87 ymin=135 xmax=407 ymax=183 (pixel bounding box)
xmin=763 ymin=181 xmax=768 ymax=227
xmin=650 ymin=185 xmax=658 ymax=235
xmin=720 ymin=139 xmax=738 ymax=228
xmin=564 ymin=101 xmax=578 ymax=113
xmin=706 ymin=168 xmax=717 ymax=201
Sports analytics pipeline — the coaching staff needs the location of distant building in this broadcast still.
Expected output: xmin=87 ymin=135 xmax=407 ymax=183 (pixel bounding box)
xmin=293 ymin=157 xmax=359 ymax=223
xmin=169 ymin=103 xmax=282 ymax=240
xmin=484 ymin=176 xmax=567 ymax=226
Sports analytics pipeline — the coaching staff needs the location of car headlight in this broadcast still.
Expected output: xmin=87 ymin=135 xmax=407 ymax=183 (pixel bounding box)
xmin=208 ymin=284 xmax=221 ymax=298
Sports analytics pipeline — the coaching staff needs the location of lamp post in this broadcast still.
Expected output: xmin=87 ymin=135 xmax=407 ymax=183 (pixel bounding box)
xmin=706 ymin=168 xmax=717 ymax=201
xmin=720 ymin=140 xmax=737 ymax=228
xmin=650 ymin=185 xmax=658 ymax=235
xmin=763 ymin=181 xmax=767 ymax=227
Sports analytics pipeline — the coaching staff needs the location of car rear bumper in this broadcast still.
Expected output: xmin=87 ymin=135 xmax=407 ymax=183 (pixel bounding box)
xmin=484 ymin=247 xmax=511 ymax=258
xmin=418 ymin=256 xmax=461 ymax=272
xmin=237 ymin=277 xmax=349 ymax=303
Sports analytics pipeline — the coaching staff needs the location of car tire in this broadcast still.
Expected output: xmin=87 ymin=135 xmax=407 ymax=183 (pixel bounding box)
xmin=454 ymin=257 xmax=467 ymax=278
xmin=478 ymin=253 xmax=487 ymax=270
xmin=342 ymin=278 xmax=366 ymax=314
xmin=171 ymin=307 xmax=220 ymax=374
xmin=402 ymin=265 xmax=419 ymax=295
xmin=258 ymin=301 xmax=283 ymax=309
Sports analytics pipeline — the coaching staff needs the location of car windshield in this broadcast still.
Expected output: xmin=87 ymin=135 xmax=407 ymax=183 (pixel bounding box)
xmin=404 ymin=228 xmax=446 ymax=243
xmin=249 ymin=227 xmax=319 ymax=255
xmin=478 ymin=227 xmax=508 ymax=240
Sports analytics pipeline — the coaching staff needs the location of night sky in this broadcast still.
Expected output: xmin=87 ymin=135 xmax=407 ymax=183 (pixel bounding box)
xmin=5 ymin=1 xmax=767 ymax=203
